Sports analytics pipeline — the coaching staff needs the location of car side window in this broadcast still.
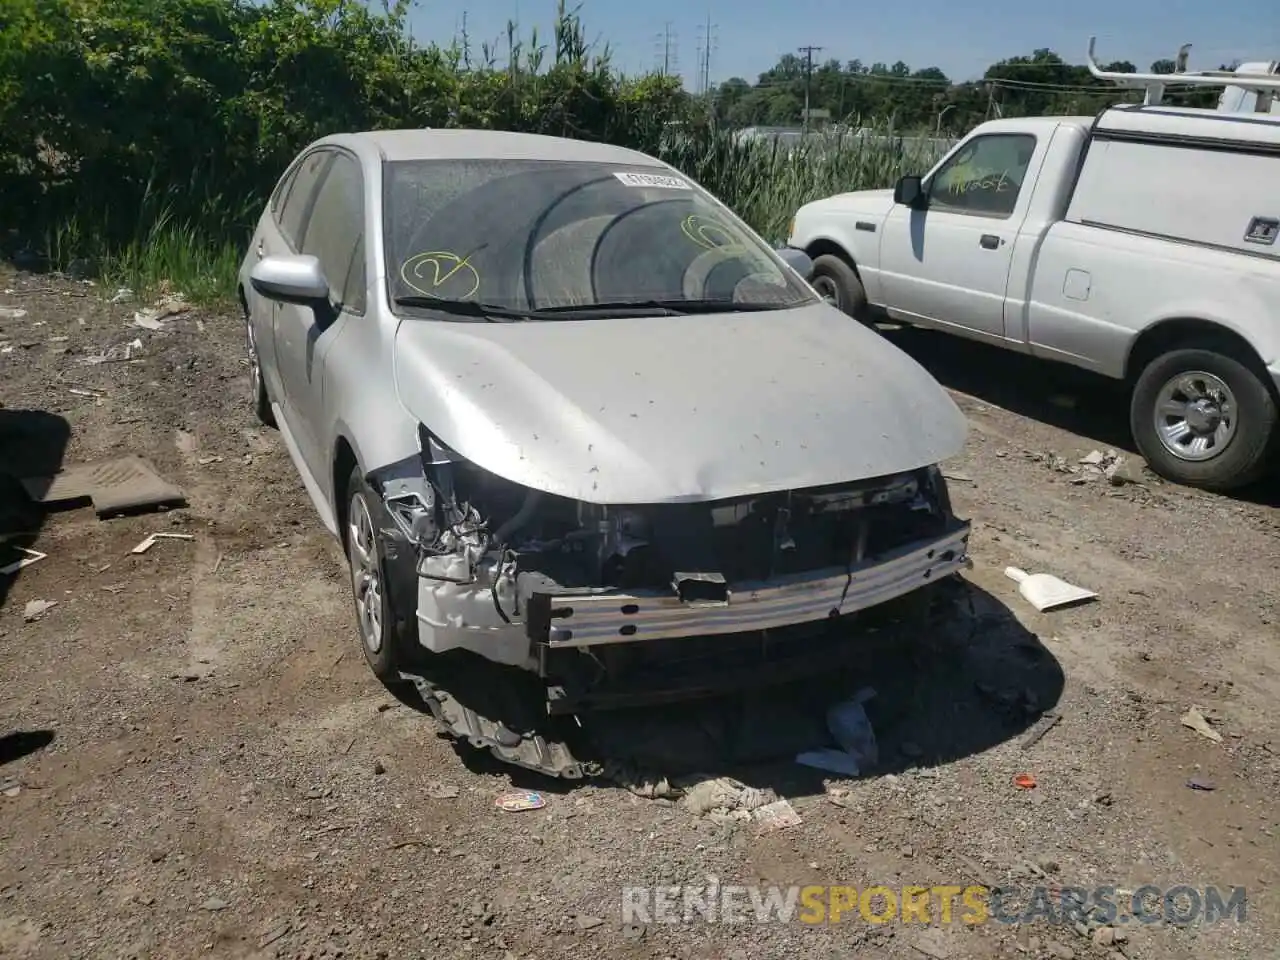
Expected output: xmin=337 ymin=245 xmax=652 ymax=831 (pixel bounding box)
xmin=270 ymin=161 xmax=300 ymax=216
xmin=278 ymin=149 xmax=333 ymax=249
xmin=927 ymin=134 xmax=1037 ymax=218
xmin=300 ymin=151 xmax=366 ymax=314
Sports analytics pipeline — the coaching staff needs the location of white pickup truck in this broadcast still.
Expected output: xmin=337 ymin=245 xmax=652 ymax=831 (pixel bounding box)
xmin=788 ymin=44 xmax=1280 ymax=491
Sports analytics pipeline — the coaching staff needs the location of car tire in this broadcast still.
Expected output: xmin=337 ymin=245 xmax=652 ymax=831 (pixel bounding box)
xmin=1130 ymin=345 xmax=1278 ymax=491
xmin=345 ymin=465 xmax=408 ymax=684
xmin=811 ymin=254 xmax=874 ymax=327
xmin=244 ymin=304 xmax=275 ymax=427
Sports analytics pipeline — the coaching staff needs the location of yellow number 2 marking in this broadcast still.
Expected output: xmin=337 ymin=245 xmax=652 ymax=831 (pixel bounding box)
xmin=401 ymin=251 xmax=481 ymax=300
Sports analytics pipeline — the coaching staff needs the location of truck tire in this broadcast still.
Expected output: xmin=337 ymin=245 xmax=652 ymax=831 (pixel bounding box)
xmin=1130 ymin=345 xmax=1278 ymax=491
xmin=811 ymin=254 xmax=874 ymax=327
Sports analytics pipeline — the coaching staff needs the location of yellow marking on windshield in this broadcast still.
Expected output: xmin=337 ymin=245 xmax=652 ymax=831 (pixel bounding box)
xmin=681 ymin=215 xmax=743 ymax=252
xmin=401 ymin=251 xmax=481 ymax=299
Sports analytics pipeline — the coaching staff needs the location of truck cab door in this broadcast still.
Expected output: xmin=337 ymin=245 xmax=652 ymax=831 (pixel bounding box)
xmin=878 ymin=131 xmax=1042 ymax=342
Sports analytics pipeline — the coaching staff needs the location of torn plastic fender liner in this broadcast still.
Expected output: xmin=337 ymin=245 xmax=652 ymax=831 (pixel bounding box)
xmin=370 ymin=445 xmax=541 ymax=670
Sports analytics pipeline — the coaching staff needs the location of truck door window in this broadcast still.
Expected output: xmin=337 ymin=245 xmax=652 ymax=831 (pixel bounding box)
xmin=927 ymin=134 xmax=1037 ymax=219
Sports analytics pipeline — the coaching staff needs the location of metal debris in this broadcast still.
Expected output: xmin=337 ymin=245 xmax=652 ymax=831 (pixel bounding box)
xmin=1020 ymin=712 xmax=1062 ymax=750
xmin=495 ymin=791 xmax=545 ymax=812
xmin=0 ymin=547 xmax=46 ymax=577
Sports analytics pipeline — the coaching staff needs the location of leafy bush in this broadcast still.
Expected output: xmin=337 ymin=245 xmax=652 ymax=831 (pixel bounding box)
xmin=0 ymin=0 xmax=944 ymax=297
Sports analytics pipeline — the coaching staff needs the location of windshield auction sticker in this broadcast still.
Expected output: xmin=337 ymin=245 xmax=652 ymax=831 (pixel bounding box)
xmin=613 ymin=171 xmax=691 ymax=189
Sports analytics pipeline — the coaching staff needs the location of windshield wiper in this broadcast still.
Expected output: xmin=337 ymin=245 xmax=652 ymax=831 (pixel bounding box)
xmin=393 ymin=296 xmax=536 ymax=322
xmin=530 ymin=298 xmax=797 ymax=316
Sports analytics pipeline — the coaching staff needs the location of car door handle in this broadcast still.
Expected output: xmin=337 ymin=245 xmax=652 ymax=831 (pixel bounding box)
xmin=256 ymin=240 xmax=265 ymax=259
xmin=979 ymin=234 xmax=1003 ymax=250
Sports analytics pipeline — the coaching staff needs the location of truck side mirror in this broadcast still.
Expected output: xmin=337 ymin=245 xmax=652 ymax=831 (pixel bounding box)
xmin=894 ymin=175 xmax=925 ymax=208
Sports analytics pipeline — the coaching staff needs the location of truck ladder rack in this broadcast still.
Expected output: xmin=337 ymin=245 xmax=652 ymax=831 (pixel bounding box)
xmin=1086 ymin=36 xmax=1280 ymax=106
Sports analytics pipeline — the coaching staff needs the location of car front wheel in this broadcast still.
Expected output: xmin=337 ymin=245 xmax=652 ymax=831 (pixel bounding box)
xmin=345 ymin=466 xmax=405 ymax=683
xmin=1130 ymin=345 xmax=1278 ymax=491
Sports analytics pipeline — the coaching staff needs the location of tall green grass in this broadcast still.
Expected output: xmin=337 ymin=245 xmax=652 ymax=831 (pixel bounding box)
xmin=43 ymin=125 xmax=950 ymax=303
xmin=667 ymin=127 xmax=950 ymax=243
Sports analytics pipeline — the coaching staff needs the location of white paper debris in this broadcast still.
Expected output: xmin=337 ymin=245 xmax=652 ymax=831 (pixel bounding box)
xmin=1180 ymin=705 xmax=1223 ymax=743
xmin=753 ymin=798 xmax=802 ymax=832
xmin=23 ymin=599 xmax=57 ymax=622
xmin=128 ymin=295 xmax=188 ymax=331
xmin=130 ymin=532 xmax=196 ymax=555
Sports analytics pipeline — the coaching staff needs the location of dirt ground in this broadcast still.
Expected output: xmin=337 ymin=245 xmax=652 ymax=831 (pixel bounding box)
xmin=0 ymin=264 xmax=1277 ymax=960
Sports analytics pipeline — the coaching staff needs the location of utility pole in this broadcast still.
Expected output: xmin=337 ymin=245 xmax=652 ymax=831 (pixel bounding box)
xmin=695 ymin=13 xmax=718 ymax=96
xmin=654 ymin=22 xmax=678 ymax=76
xmin=799 ymin=45 xmax=823 ymax=131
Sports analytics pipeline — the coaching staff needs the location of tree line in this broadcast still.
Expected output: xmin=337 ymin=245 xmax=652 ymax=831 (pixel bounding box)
xmin=0 ymin=0 xmax=1237 ymax=264
xmin=708 ymin=49 xmax=1226 ymax=132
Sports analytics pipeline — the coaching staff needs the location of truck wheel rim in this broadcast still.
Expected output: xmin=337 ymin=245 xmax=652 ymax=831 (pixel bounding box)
xmin=349 ymin=492 xmax=383 ymax=654
xmin=1153 ymin=371 xmax=1237 ymax=462
xmin=813 ymin=276 xmax=840 ymax=308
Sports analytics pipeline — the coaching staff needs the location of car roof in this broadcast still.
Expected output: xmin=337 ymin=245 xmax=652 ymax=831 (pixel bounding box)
xmin=311 ymin=128 xmax=668 ymax=167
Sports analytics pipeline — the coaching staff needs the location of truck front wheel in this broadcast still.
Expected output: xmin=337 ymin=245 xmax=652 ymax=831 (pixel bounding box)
xmin=811 ymin=254 xmax=874 ymax=328
xmin=1130 ymin=346 xmax=1278 ymax=491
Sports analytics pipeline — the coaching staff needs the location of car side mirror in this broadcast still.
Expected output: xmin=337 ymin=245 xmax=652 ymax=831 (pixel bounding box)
xmin=250 ymin=254 xmax=330 ymax=307
xmin=776 ymin=246 xmax=814 ymax=281
xmin=893 ymin=175 xmax=926 ymax=209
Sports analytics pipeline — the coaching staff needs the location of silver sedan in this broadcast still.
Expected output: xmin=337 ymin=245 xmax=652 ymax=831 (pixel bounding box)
xmin=238 ymin=128 xmax=971 ymax=726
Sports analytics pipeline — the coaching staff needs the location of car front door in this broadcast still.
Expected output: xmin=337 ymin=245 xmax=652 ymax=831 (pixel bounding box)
xmin=272 ymin=148 xmax=367 ymax=480
xmin=878 ymin=132 xmax=1040 ymax=342
xmin=257 ymin=148 xmax=333 ymax=417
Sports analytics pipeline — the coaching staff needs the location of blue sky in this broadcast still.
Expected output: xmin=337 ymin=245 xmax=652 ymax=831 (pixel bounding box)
xmin=405 ymin=0 xmax=1279 ymax=85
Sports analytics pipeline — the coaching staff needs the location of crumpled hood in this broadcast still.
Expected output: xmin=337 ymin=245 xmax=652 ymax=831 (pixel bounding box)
xmin=393 ymin=301 xmax=967 ymax=504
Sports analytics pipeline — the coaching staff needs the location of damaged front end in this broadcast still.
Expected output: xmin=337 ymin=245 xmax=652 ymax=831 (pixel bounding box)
xmin=369 ymin=426 xmax=970 ymax=721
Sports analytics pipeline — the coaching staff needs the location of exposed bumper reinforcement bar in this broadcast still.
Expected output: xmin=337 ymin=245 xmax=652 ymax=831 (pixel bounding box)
xmin=534 ymin=521 xmax=971 ymax=647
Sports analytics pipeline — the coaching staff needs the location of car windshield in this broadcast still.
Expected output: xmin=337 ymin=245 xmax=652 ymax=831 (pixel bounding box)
xmin=382 ymin=158 xmax=815 ymax=317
